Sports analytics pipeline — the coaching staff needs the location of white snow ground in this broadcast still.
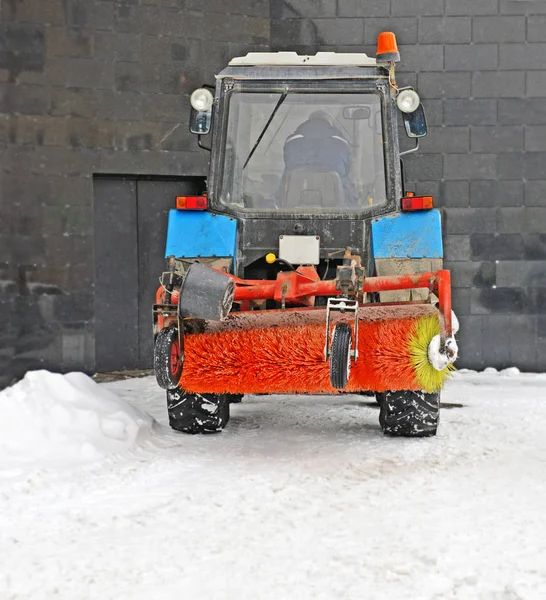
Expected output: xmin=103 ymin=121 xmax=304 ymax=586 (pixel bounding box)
xmin=0 ymin=369 xmax=545 ymax=600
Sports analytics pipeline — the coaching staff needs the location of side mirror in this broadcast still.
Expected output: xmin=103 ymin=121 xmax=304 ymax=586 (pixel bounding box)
xmin=189 ymin=108 xmax=212 ymax=135
xmin=402 ymin=105 xmax=427 ymax=138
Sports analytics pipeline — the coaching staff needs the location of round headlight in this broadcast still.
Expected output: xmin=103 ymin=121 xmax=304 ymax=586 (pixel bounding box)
xmin=190 ymin=88 xmax=214 ymax=112
xmin=396 ymin=89 xmax=420 ymax=113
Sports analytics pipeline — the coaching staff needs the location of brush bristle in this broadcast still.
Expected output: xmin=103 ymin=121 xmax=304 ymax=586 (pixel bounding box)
xmin=409 ymin=314 xmax=456 ymax=392
xmin=180 ymin=314 xmax=453 ymax=395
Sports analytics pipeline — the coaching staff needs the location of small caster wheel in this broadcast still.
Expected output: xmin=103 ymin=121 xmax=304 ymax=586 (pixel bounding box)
xmin=329 ymin=322 xmax=352 ymax=390
xmin=154 ymin=327 xmax=183 ymax=390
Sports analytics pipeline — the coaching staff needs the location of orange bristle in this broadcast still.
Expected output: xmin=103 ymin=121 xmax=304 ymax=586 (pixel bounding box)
xmin=180 ymin=315 xmax=429 ymax=395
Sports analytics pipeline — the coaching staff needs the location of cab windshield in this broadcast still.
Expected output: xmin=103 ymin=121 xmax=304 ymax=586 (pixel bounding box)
xmin=219 ymin=91 xmax=387 ymax=213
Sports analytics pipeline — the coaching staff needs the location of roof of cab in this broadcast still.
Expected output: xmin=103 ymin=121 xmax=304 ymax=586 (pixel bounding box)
xmin=228 ymin=52 xmax=378 ymax=67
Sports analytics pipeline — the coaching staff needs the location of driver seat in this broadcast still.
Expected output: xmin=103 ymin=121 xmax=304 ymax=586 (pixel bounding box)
xmin=281 ymin=167 xmax=346 ymax=209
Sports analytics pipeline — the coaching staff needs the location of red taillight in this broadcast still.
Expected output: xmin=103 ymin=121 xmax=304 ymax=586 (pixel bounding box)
xmin=176 ymin=195 xmax=208 ymax=210
xmin=401 ymin=195 xmax=434 ymax=211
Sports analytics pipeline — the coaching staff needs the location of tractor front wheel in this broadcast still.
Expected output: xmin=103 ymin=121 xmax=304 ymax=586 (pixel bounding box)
xmin=377 ymin=390 xmax=440 ymax=437
xmin=167 ymin=387 xmax=230 ymax=434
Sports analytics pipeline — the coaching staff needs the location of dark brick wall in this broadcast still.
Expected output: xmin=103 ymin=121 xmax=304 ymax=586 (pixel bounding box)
xmin=0 ymin=0 xmax=269 ymax=386
xmin=271 ymin=0 xmax=546 ymax=371
xmin=2 ymin=0 xmax=545 ymax=383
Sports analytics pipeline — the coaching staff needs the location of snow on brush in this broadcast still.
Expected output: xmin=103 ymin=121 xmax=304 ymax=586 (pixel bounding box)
xmin=1 ymin=369 xmax=546 ymax=599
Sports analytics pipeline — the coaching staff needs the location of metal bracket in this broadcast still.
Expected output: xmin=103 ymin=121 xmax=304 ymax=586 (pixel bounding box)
xmin=324 ymin=297 xmax=359 ymax=362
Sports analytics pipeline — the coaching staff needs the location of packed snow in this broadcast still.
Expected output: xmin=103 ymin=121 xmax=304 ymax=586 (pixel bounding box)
xmin=0 ymin=371 xmax=155 ymax=470
xmin=1 ymin=368 xmax=545 ymax=599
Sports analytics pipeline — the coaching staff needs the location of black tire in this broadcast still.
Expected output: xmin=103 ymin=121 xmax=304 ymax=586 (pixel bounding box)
xmin=167 ymin=387 xmax=230 ymax=434
xmin=154 ymin=327 xmax=183 ymax=390
xmin=330 ymin=322 xmax=352 ymax=390
xmin=377 ymin=390 xmax=440 ymax=437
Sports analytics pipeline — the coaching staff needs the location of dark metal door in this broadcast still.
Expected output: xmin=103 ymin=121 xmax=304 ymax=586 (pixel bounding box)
xmin=94 ymin=177 xmax=200 ymax=372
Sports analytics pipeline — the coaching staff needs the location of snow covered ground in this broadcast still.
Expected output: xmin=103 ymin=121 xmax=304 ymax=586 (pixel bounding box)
xmin=1 ymin=369 xmax=545 ymax=600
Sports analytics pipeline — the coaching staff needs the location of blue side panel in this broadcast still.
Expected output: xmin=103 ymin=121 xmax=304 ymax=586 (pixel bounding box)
xmin=165 ymin=210 xmax=237 ymax=259
xmin=371 ymin=210 xmax=443 ymax=259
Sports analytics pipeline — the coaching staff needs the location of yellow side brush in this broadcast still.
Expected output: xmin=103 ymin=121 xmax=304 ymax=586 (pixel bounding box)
xmin=179 ymin=311 xmax=454 ymax=395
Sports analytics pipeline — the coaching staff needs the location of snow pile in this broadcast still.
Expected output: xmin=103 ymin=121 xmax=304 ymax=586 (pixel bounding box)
xmin=0 ymin=370 xmax=155 ymax=469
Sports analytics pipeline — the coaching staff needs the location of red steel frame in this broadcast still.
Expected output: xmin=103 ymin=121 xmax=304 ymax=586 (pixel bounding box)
xmin=156 ymin=269 xmax=453 ymax=338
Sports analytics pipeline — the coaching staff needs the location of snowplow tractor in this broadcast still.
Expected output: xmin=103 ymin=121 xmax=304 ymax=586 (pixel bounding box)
xmin=152 ymin=32 xmax=458 ymax=437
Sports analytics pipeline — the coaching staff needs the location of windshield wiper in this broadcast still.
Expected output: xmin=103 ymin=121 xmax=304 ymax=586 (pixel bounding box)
xmin=242 ymin=91 xmax=288 ymax=170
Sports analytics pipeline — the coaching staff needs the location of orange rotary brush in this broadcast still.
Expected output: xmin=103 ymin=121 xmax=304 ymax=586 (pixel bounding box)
xmin=180 ymin=312 xmax=453 ymax=395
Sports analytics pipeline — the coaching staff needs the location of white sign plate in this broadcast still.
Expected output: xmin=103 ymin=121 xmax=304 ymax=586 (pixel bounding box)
xmin=278 ymin=235 xmax=320 ymax=266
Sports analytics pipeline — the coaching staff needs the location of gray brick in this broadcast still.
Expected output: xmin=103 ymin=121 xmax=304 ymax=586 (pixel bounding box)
xmin=51 ymin=87 xmax=99 ymax=118
xmin=271 ymin=18 xmax=363 ymax=46
xmin=471 ymin=126 xmax=524 ymax=153
xmin=271 ymin=0 xmax=336 ymax=18
xmin=46 ymin=27 xmax=94 ymax=59
xmin=47 ymin=58 xmax=115 ymax=89
xmin=471 ymin=181 xmax=524 ymax=207
xmin=337 ymin=0 xmax=391 ymax=17
xmin=524 ymin=208 xmax=546 ymax=233
xmin=446 ymin=0 xmax=498 ymax=15
xmin=445 ymin=44 xmax=498 ymax=71
xmin=456 ymin=315 xmax=483 ymax=368
xmin=525 ymin=235 xmax=546 ymax=259
xmin=115 ymin=62 xmax=161 ymax=93
xmin=95 ymin=31 xmax=141 ymax=63
xmin=4 ymin=83 xmax=51 ymax=115
xmin=525 ymin=126 xmax=546 ymax=151
xmin=196 ymin=0 xmax=268 ymax=18
xmin=497 ymin=261 xmax=546 ymax=287
xmin=401 ymin=153 xmax=443 ymax=180
xmin=418 ymin=17 xmax=471 ymax=44
xmin=482 ymin=315 xmax=512 ymax=367
xmin=444 ymin=99 xmax=497 ymax=126
xmin=139 ymin=93 xmax=185 ymax=123
xmin=98 ymin=90 xmax=143 ymax=121
xmin=311 ymin=18 xmax=365 ymax=45
xmin=525 ymin=181 xmax=546 ymax=206
xmin=1 ymin=0 xmax=65 ymax=26
xmin=471 ymin=287 xmax=526 ymax=315
xmin=444 ymin=235 xmax=471 ymax=261
xmin=114 ymin=4 xmax=164 ymax=35
xmin=443 ymin=181 xmax=470 ymax=207
xmin=508 ymin=315 xmax=537 ymax=370
xmin=420 ymin=98 xmax=443 ymax=126
xmin=500 ymin=0 xmax=546 ymax=14
xmin=471 ymin=234 xmax=524 ymax=260
xmin=444 ymin=208 xmax=497 ymax=234
xmin=420 ymin=126 xmax=470 ymax=154
xmin=0 ymin=23 xmax=46 ymax=80
xmin=473 ymin=16 xmax=526 ymax=42
xmin=524 ymin=152 xmax=546 ymax=180
xmin=392 ymin=0 xmax=444 ymax=16
xmin=444 ymin=154 xmax=497 ymax=180
xmin=527 ymin=72 xmax=546 ymax=97
xmin=528 ymin=15 xmax=546 ymax=41
xmin=14 ymin=115 xmax=68 ymax=146
xmin=497 ymin=153 xmax=525 ymax=180
xmin=499 ymin=99 xmax=546 ymax=124
xmin=418 ymin=72 xmax=471 ymax=99
xmin=67 ymin=1 xmax=115 ymax=31
xmin=445 ymin=260 xmax=496 ymax=288
xmin=499 ymin=44 xmax=546 ymax=70
xmin=472 ymin=71 xmax=525 ymax=98
xmin=452 ymin=287 xmax=471 ymax=315
xmin=398 ymin=45 xmax=444 ymax=72
xmin=364 ymin=18 xmax=418 ymax=46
